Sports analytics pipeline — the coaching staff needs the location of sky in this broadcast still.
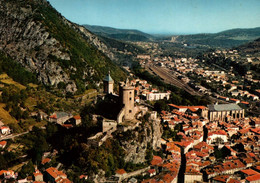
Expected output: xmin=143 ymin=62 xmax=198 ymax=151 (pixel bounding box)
xmin=47 ymin=0 xmax=260 ymax=34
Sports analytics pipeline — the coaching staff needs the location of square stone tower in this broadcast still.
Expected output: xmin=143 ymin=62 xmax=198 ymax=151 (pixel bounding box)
xmin=103 ymin=72 xmax=114 ymax=94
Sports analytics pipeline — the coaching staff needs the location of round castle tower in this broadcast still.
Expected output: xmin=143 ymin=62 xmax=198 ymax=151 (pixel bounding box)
xmin=103 ymin=72 xmax=114 ymax=94
xmin=119 ymin=79 xmax=135 ymax=120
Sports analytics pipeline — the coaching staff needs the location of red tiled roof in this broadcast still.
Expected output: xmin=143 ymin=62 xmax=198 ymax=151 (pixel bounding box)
xmin=46 ymin=167 xmax=67 ymax=180
xmin=240 ymin=169 xmax=259 ymax=176
xmin=62 ymin=124 xmax=73 ymax=128
xmin=246 ymin=173 xmax=260 ymax=182
xmin=41 ymin=158 xmax=51 ymax=165
xmin=115 ymin=169 xmax=126 ymax=175
xmin=141 ymin=179 xmax=158 ymax=183
xmin=241 ymin=101 xmax=249 ymax=104
xmin=163 ymin=173 xmax=176 ymax=183
xmin=151 ymin=156 xmax=163 ymax=166
xmin=33 ymin=170 xmax=43 ymax=177
xmin=148 ymin=169 xmax=156 ymax=174
xmin=73 ymin=115 xmax=81 ymax=120
xmin=213 ymin=175 xmax=230 ymax=182
xmin=0 ymin=126 xmax=9 ymax=130
xmin=0 ymin=141 xmax=7 ymax=147
xmin=227 ymin=178 xmax=240 ymax=183
xmin=49 ymin=114 xmax=57 ymax=119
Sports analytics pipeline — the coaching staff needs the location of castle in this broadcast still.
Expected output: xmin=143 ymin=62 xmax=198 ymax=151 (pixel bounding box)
xmin=103 ymin=73 xmax=137 ymax=123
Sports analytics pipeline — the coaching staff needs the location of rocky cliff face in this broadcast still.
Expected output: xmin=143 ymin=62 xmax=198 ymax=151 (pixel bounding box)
xmin=0 ymin=0 xmax=125 ymax=93
xmin=0 ymin=0 xmax=74 ymax=91
xmin=117 ymin=119 xmax=162 ymax=164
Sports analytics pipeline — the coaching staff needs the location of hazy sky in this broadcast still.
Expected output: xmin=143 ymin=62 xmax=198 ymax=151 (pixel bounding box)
xmin=48 ymin=0 xmax=260 ymax=34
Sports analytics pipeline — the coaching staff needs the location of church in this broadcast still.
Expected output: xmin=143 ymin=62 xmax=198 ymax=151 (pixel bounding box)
xmin=207 ymin=103 xmax=244 ymax=122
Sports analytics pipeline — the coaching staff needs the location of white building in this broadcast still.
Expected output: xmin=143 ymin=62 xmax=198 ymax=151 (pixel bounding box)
xmin=146 ymin=92 xmax=171 ymax=101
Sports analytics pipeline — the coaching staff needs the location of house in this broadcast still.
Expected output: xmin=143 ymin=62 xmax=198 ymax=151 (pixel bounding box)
xmin=48 ymin=112 xmax=73 ymax=125
xmin=207 ymin=130 xmax=228 ymax=145
xmin=239 ymin=169 xmax=259 ymax=179
xmin=115 ymin=169 xmax=127 ymax=180
xmin=44 ymin=167 xmax=71 ymax=183
xmin=147 ymin=169 xmax=156 ymax=177
xmin=0 ymin=141 xmax=7 ymax=149
xmin=41 ymin=158 xmax=51 ymax=165
xmin=0 ymin=126 xmax=10 ymax=135
xmin=79 ymin=174 xmax=88 ymax=181
xmin=33 ymin=170 xmax=43 ymax=182
xmin=212 ymin=175 xmax=230 ymax=183
xmin=0 ymin=170 xmax=17 ymax=179
xmin=246 ymin=173 xmax=260 ymax=183
xmin=169 ymin=104 xmax=208 ymax=118
xmin=249 ymin=95 xmax=259 ymax=101
xmin=73 ymin=115 xmax=81 ymax=125
xmin=150 ymin=156 xmax=163 ymax=166
xmin=185 ymin=166 xmax=203 ymax=183
xmin=37 ymin=111 xmax=48 ymax=121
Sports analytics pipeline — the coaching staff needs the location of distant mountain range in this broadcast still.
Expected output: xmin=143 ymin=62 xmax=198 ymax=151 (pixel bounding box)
xmin=83 ymin=24 xmax=154 ymax=42
xmin=84 ymin=24 xmax=260 ymax=48
xmin=167 ymin=27 xmax=260 ymax=48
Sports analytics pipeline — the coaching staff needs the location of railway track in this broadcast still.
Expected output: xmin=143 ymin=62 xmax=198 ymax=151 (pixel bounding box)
xmin=148 ymin=65 xmax=202 ymax=96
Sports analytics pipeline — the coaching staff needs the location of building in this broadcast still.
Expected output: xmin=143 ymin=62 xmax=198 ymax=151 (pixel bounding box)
xmin=208 ymin=104 xmax=244 ymax=122
xmin=44 ymin=167 xmax=71 ymax=183
xmin=33 ymin=170 xmax=43 ymax=182
xmin=146 ymin=92 xmax=171 ymax=101
xmin=0 ymin=126 xmax=10 ymax=135
xmin=103 ymin=72 xmax=114 ymax=94
xmin=48 ymin=112 xmax=73 ymax=125
xmin=117 ymin=79 xmax=136 ymax=123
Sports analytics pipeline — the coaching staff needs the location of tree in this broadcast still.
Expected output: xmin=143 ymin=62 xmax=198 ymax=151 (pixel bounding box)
xmin=19 ymin=160 xmax=35 ymax=179
xmin=154 ymin=100 xmax=169 ymax=113
xmin=0 ymin=154 xmax=7 ymax=169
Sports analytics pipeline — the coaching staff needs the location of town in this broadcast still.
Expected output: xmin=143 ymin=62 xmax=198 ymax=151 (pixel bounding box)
xmin=0 ymin=59 xmax=260 ymax=182
xmin=0 ymin=0 xmax=259 ymax=182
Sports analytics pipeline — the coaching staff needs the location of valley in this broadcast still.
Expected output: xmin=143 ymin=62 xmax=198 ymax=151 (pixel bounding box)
xmin=0 ymin=0 xmax=259 ymax=183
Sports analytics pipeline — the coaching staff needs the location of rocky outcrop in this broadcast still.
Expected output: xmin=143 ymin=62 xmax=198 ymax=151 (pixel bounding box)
xmin=0 ymin=0 xmax=77 ymax=92
xmin=117 ymin=118 xmax=162 ymax=164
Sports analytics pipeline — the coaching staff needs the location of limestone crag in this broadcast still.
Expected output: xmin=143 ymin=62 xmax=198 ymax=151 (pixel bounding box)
xmin=0 ymin=0 xmax=76 ymax=92
xmin=118 ymin=119 xmax=162 ymax=164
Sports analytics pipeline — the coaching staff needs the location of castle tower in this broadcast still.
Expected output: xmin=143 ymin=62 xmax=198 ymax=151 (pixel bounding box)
xmin=103 ymin=72 xmax=114 ymax=94
xmin=119 ymin=79 xmax=135 ymax=120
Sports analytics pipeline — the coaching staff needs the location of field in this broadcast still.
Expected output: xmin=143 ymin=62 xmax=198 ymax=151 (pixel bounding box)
xmin=0 ymin=73 xmax=26 ymax=90
xmin=0 ymin=103 xmax=17 ymax=124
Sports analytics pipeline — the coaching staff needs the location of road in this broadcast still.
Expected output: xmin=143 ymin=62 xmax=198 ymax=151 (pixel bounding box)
xmin=0 ymin=131 xmax=29 ymax=141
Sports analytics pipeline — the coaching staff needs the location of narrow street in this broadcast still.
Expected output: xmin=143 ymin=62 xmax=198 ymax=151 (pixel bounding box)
xmin=177 ymin=147 xmax=186 ymax=183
